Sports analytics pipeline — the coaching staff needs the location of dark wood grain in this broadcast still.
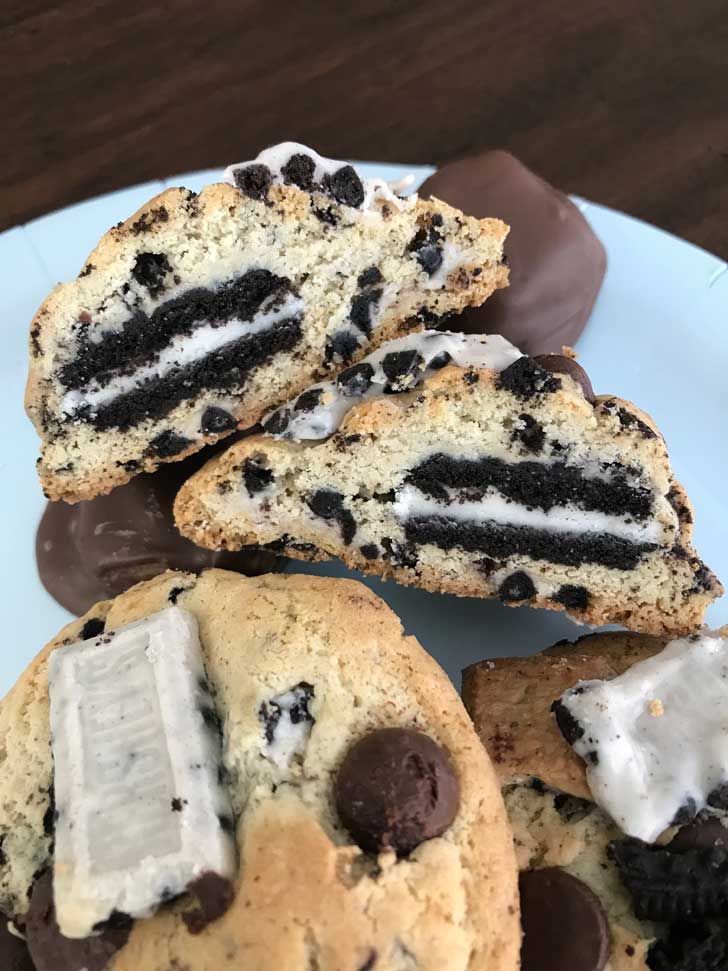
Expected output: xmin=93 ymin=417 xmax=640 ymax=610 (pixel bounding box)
xmin=2 ymin=0 xmax=727 ymax=256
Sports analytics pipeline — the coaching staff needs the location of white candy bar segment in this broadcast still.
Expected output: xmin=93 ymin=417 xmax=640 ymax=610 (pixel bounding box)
xmin=48 ymin=606 xmax=236 ymax=939
xmin=556 ymin=631 xmax=728 ymax=842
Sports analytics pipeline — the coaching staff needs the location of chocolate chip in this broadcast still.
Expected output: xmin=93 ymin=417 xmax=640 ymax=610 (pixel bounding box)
xmin=552 ymin=584 xmax=590 ymax=612
xmin=498 ymin=357 xmax=561 ymax=399
xmin=335 ymin=727 xmax=460 ymax=855
xmin=322 ymin=165 xmax=365 ymax=207
xmin=131 ymin=252 xmax=171 ymax=293
xmin=519 ymin=868 xmax=610 ymax=971
xmin=200 ymin=406 xmax=237 ymax=436
xmin=669 ymin=816 xmax=728 ymax=852
xmin=307 ymin=489 xmax=357 ymax=544
xmin=534 ymin=354 xmax=595 ymax=404
xmin=26 ymin=871 xmax=132 ymax=971
xmin=325 ymin=330 xmax=360 ymax=364
xmin=262 ymin=408 xmax=291 ymax=436
xmin=80 ymin=617 xmax=105 ymax=639
xmin=182 ymin=872 xmax=235 ymax=934
xmin=281 ymin=153 xmax=316 ymax=190
xmin=350 ymin=289 xmax=383 ymax=336
xmin=357 ymin=266 xmax=383 ymax=287
xmin=498 ymin=571 xmax=536 ymax=602
xmin=551 ymin=700 xmax=585 ymax=747
xmin=429 ymin=351 xmax=452 ymax=370
xmin=360 ymin=543 xmax=380 ymax=560
xmin=512 ymin=414 xmax=545 ymax=453
xmin=0 ymin=909 xmax=33 ymax=971
xmin=242 ymin=457 xmax=274 ymax=496
xmin=381 ymin=350 xmax=425 ymax=391
xmin=234 ymin=163 xmax=272 ymax=200
xmin=148 ymin=430 xmax=191 ymax=458
xmin=295 ymin=388 xmax=324 ymax=412
xmin=337 ymin=363 xmax=375 ymax=396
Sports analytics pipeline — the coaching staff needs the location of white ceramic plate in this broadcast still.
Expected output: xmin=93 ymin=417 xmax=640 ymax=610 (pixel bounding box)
xmin=2 ymin=162 xmax=726 ymax=692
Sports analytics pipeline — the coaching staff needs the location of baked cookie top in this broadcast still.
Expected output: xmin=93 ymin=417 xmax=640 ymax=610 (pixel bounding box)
xmin=0 ymin=570 xmax=519 ymax=971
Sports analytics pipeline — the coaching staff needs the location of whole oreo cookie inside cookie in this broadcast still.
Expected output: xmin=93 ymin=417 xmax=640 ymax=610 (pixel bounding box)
xmin=419 ymin=151 xmax=606 ymax=355
xmin=36 ymin=437 xmax=282 ymax=615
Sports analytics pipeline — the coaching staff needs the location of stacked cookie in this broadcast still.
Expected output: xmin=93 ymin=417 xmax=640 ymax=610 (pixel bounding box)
xmin=9 ymin=144 xmax=725 ymax=970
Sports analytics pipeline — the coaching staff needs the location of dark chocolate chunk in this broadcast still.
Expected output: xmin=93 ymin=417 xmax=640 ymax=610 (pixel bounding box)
xmin=357 ymin=266 xmax=383 ymax=287
xmin=243 ymin=458 xmax=274 ymax=496
xmin=360 ymin=543 xmax=380 ymax=560
xmin=80 ymin=617 xmax=105 ymax=639
xmin=26 ymin=871 xmax=132 ymax=971
xmin=381 ymin=350 xmax=425 ymax=391
xmin=407 ymin=225 xmax=443 ymax=276
xmin=553 ymin=585 xmax=590 ymax=612
xmin=148 ymin=430 xmax=191 ymax=459
xmin=498 ymin=571 xmax=536 ymax=602
xmin=647 ymin=921 xmax=728 ymax=971
xmin=337 ymin=363 xmax=375 ymax=396
xmin=497 ymin=357 xmax=562 ymax=399
xmin=551 ymin=700 xmax=585 ymax=747
xmin=294 ymin=388 xmax=324 ymax=412
xmin=307 ymin=489 xmax=357 ymax=544
xmin=325 ymin=330 xmax=360 ymax=364
xmin=429 ymin=350 xmax=452 ymax=370
xmin=131 ymin=252 xmax=171 ymax=293
xmin=335 ymin=727 xmax=459 ymax=855
xmin=512 ymin=414 xmax=546 ymax=453
xmin=0 ymin=910 xmax=33 ymax=971
xmin=669 ymin=816 xmax=728 ymax=852
xmin=350 ymin=289 xmax=383 ymax=336
xmin=534 ymin=354 xmax=595 ymax=404
xmin=262 ymin=407 xmax=292 ymax=436
xmin=610 ymin=836 xmax=728 ymax=921
xmin=200 ymin=406 xmax=238 ymax=436
xmin=519 ymin=868 xmax=610 ymax=971
xmin=234 ymin=163 xmax=272 ymax=200
xmin=280 ymin=153 xmax=316 ymax=190
xmin=381 ymin=537 xmax=419 ymax=570
xmin=322 ymin=165 xmax=365 ymax=208
xmin=182 ymin=872 xmax=235 ymax=934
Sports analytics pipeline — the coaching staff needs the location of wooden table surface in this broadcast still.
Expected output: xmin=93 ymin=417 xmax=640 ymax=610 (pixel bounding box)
xmin=3 ymin=0 xmax=727 ymax=257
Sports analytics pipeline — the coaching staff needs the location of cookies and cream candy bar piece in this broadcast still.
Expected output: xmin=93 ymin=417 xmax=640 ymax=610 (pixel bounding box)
xmin=48 ymin=606 xmax=235 ymax=938
xmin=553 ymin=630 xmax=728 ymax=842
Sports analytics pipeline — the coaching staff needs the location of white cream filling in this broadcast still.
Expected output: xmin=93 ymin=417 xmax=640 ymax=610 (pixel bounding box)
xmin=224 ymin=141 xmax=417 ymax=213
xmin=558 ymin=632 xmax=728 ymax=842
xmin=393 ymin=485 xmax=664 ymax=545
xmin=264 ymin=329 xmax=523 ymax=441
xmin=60 ymin=293 xmax=304 ymax=418
xmin=48 ymin=607 xmax=236 ymax=938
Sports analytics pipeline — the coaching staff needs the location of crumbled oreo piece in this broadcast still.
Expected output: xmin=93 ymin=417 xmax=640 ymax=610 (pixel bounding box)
xmin=131 ymin=252 xmax=171 ymax=293
xmin=234 ymin=163 xmax=272 ymax=200
xmin=148 ymin=430 xmax=191 ymax=458
xmin=337 ymin=363 xmax=375 ymax=396
xmin=498 ymin=571 xmax=536 ymax=602
xmin=497 ymin=357 xmax=562 ymax=399
xmin=534 ymin=354 xmax=595 ymax=404
xmin=551 ymin=699 xmax=585 ymax=747
xmin=512 ymin=414 xmax=546 ymax=453
xmin=617 ymin=407 xmax=658 ymax=440
xmin=335 ymin=727 xmax=460 ymax=855
xmin=407 ymin=225 xmax=443 ymax=276
xmin=322 ymin=165 xmax=365 ymax=208
xmin=312 ymin=203 xmax=339 ymax=226
xmin=671 ymin=799 xmax=698 ymax=827
xmin=553 ymin=792 xmax=594 ymax=823
xmin=182 ymin=872 xmax=235 ymax=934
xmin=669 ymin=816 xmax=728 ymax=852
xmin=350 ymin=289 xmax=383 ymax=336
xmin=25 ymin=871 xmax=132 ymax=971
xmin=262 ymin=408 xmax=291 ymax=436
xmin=307 ymin=489 xmax=357 ymax=544
xmin=610 ymin=836 xmax=728 ymax=921
xmin=294 ymin=388 xmax=324 ymax=412
xmin=280 ymin=153 xmax=316 ymax=190
xmin=80 ymin=617 xmax=105 ymax=640
xmin=708 ymin=784 xmax=728 ymax=810
xmin=325 ymin=330 xmax=360 ymax=365
xmin=200 ymin=406 xmax=237 ymax=436
xmin=429 ymin=350 xmax=452 ymax=370
xmin=647 ymin=921 xmax=728 ymax=971
xmin=168 ymin=586 xmax=185 ymax=604
xmin=552 ymin=584 xmax=590 ymax=612
xmin=243 ymin=458 xmax=274 ymax=496
xmin=357 ymin=266 xmax=383 ymax=287
xmin=381 ymin=349 xmax=425 ymax=391
xmin=360 ymin=543 xmax=379 ymax=560
xmin=381 ymin=537 xmax=418 ymax=570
